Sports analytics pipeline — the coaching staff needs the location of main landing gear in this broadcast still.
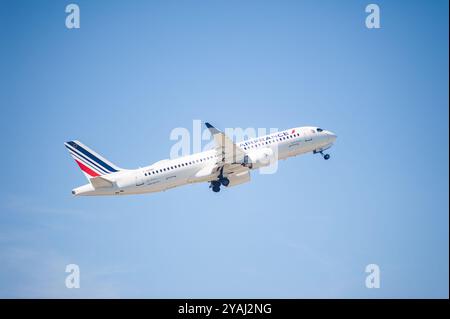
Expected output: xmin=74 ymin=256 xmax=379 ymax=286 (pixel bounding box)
xmin=314 ymin=150 xmax=331 ymax=160
xmin=210 ymin=181 xmax=221 ymax=193
xmin=210 ymin=177 xmax=230 ymax=193
xmin=210 ymin=167 xmax=230 ymax=192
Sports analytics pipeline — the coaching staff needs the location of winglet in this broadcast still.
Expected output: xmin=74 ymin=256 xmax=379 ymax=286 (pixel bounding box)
xmin=205 ymin=122 xmax=221 ymax=135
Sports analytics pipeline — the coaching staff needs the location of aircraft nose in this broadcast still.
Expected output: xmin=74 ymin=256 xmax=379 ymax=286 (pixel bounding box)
xmin=326 ymin=131 xmax=337 ymax=142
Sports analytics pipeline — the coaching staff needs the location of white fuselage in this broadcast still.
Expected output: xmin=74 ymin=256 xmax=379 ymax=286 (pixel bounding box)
xmin=72 ymin=126 xmax=337 ymax=196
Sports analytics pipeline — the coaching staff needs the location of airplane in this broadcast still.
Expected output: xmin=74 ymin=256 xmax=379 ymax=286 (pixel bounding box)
xmin=64 ymin=123 xmax=337 ymax=196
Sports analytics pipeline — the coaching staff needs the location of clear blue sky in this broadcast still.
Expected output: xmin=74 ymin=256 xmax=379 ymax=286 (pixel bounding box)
xmin=0 ymin=0 xmax=448 ymax=298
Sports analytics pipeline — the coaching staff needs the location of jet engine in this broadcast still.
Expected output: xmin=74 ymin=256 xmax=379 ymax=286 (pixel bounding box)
xmin=242 ymin=148 xmax=275 ymax=169
xmin=227 ymin=171 xmax=251 ymax=187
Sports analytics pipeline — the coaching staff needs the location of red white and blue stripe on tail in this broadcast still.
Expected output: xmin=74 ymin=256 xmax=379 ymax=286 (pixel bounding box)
xmin=64 ymin=140 xmax=121 ymax=178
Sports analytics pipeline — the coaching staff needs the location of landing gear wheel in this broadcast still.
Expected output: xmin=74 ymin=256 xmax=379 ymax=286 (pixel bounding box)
xmin=212 ymin=185 xmax=221 ymax=193
xmin=324 ymin=154 xmax=330 ymax=160
xmin=211 ymin=180 xmax=220 ymax=187
xmin=220 ymin=177 xmax=230 ymax=187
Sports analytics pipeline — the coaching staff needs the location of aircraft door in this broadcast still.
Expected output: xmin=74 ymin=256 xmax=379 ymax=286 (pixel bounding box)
xmin=304 ymin=129 xmax=313 ymax=143
xmin=135 ymin=172 xmax=144 ymax=186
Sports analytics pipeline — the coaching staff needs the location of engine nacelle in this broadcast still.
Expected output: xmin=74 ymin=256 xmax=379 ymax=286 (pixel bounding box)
xmin=227 ymin=171 xmax=251 ymax=187
xmin=243 ymin=148 xmax=275 ymax=169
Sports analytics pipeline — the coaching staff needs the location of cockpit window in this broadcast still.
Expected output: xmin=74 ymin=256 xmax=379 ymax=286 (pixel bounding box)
xmin=317 ymin=128 xmax=323 ymax=132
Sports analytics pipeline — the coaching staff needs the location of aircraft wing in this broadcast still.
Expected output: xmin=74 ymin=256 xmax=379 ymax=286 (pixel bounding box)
xmin=205 ymin=122 xmax=246 ymax=165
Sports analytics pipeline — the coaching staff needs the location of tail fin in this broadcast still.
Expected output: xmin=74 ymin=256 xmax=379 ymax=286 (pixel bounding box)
xmin=64 ymin=140 xmax=121 ymax=179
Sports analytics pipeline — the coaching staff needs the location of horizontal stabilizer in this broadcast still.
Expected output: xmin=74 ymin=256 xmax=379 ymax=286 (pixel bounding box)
xmin=90 ymin=176 xmax=114 ymax=189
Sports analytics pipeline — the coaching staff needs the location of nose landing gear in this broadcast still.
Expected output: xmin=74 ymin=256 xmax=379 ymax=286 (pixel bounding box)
xmin=314 ymin=150 xmax=331 ymax=160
